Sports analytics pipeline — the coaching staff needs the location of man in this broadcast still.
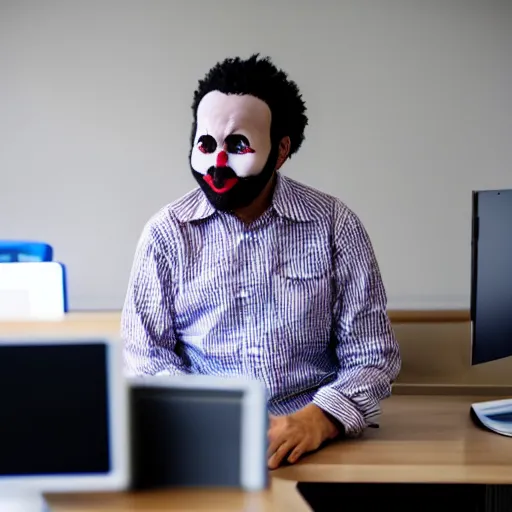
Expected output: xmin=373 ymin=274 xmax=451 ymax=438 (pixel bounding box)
xmin=122 ymin=54 xmax=401 ymax=470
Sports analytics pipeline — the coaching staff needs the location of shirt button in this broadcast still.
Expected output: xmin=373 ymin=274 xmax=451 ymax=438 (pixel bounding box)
xmin=248 ymin=347 xmax=259 ymax=355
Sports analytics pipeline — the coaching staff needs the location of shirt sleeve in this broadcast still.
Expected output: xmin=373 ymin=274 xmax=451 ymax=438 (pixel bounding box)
xmin=121 ymin=220 xmax=189 ymax=376
xmin=312 ymin=205 xmax=401 ymax=436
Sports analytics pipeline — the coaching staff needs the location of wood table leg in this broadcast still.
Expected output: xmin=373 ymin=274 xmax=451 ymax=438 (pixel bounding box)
xmin=271 ymin=478 xmax=312 ymax=512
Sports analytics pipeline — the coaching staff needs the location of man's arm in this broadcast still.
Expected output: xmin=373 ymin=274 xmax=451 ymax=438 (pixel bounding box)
xmin=312 ymin=205 xmax=401 ymax=436
xmin=121 ymin=220 xmax=188 ymax=376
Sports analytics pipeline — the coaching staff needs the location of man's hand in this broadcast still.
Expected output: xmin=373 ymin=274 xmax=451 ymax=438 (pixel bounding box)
xmin=267 ymin=403 xmax=340 ymax=470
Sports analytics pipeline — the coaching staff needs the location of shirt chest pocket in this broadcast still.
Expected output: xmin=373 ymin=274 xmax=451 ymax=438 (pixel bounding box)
xmin=272 ymin=245 xmax=332 ymax=336
xmin=275 ymin=244 xmax=331 ymax=281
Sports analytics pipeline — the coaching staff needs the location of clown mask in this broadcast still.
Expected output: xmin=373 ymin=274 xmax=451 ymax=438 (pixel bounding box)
xmin=190 ymin=90 xmax=278 ymax=211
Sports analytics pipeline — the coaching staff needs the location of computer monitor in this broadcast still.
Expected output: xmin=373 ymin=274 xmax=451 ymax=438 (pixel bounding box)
xmin=129 ymin=374 xmax=267 ymax=491
xmin=0 ymin=336 xmax=129 ymax=512
xmin=470 ymin=188 xmax=512 ymax=365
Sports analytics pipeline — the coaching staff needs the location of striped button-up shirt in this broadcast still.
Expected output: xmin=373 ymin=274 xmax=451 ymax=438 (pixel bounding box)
xmin=122 ymin=174 xmax=401 ymax=435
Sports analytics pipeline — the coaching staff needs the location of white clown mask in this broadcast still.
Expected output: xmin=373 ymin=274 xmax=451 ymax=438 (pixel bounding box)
xmin=190 ymin=91 xmax=272 ymax=186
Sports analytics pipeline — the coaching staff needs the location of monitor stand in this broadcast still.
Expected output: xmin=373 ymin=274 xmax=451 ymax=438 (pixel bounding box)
xmin=0 ymin=491 xmax=50 ymax=512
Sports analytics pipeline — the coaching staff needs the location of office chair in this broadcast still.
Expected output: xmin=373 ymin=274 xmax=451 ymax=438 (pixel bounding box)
xmin=0 ymin=241 xmax=53 ymax=262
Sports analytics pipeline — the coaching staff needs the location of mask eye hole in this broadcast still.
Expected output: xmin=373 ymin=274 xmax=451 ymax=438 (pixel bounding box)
xmin=225 ymin=134 xmax=254 ymax=154
xmin=198 ymin=135 xmax=217 ymax=154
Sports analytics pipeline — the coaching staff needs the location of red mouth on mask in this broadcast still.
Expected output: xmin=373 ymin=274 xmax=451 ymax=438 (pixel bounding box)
xmin=203 ymin=174 xmax=239 ymax=194
xmin=203 ymin=151 xmax=239 ymax=193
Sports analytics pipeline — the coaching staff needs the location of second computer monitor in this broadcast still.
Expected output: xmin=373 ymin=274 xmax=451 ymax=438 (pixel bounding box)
xmin=129 ymin=374 xmax=268 ymax=491
xmin=471 ymin=189 xmax=512 ymax=364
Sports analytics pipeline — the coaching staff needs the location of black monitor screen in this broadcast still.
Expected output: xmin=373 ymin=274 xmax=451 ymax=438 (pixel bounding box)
xmin=131 ymin=387 xmax=244 ymax=488
xmin=471 ymin=189 xmax=512 ymax=364
xmin=0 ymin=342 xmax=110 ymax=476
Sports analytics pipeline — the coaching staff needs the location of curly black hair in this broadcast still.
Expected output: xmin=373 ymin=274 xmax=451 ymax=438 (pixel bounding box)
xmin=190 ymin=54 xmax=308 ymax=158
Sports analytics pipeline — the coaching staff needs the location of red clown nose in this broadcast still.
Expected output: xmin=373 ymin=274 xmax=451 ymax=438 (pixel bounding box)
xmin=216 ymin=150 xmax=228 ymax=167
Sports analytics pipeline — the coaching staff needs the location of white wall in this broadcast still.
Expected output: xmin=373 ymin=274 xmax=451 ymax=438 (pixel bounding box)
xmin=1 ymin=0 xmax=511 ymax=310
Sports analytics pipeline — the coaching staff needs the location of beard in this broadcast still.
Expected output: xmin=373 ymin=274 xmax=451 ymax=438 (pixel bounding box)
xmin=191 ymin=144 xmax=279 ymax=212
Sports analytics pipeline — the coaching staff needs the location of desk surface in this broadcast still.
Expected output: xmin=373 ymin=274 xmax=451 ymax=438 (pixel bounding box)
xmin=0 ymin=312 xmax=122 ymax=336
xmin=2 ymin=316 xmax=510 ymax=505
xmin=44 ymin=394 xmax=512 ymax=511
xmin=46 ymin=488 xmax=276 ymax=512
xmin=275 ymin=394 xmax=512 ymax=485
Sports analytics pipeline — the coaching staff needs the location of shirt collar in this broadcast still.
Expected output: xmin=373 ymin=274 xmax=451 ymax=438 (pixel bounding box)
xmin=271 ymin=173 xmax=318 ymax=222
xmin=171 ymin=187 xmax=216 ymax=223
xmin=172 ymin=173 xmax=319 ymax=223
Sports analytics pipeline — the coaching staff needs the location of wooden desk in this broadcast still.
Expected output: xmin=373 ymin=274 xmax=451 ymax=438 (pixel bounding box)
xmin=46 ymin=488 xmax=276 ymax=511
xmin=2 ymin=316 xmax=511 ymax=509
xmin=274 ymin=394 xmax=512 ymax=485
xmin=0 ymin=312 xmax=122 ymax=337
xmin=43 ymin=395 xmax=512 ymax=511
xmin=271 ymin=394 xmax=512 ymax=511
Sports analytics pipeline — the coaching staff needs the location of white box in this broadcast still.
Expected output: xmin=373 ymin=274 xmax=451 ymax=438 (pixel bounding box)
xmin=0 ymin=262 xmax=67 ymax=320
